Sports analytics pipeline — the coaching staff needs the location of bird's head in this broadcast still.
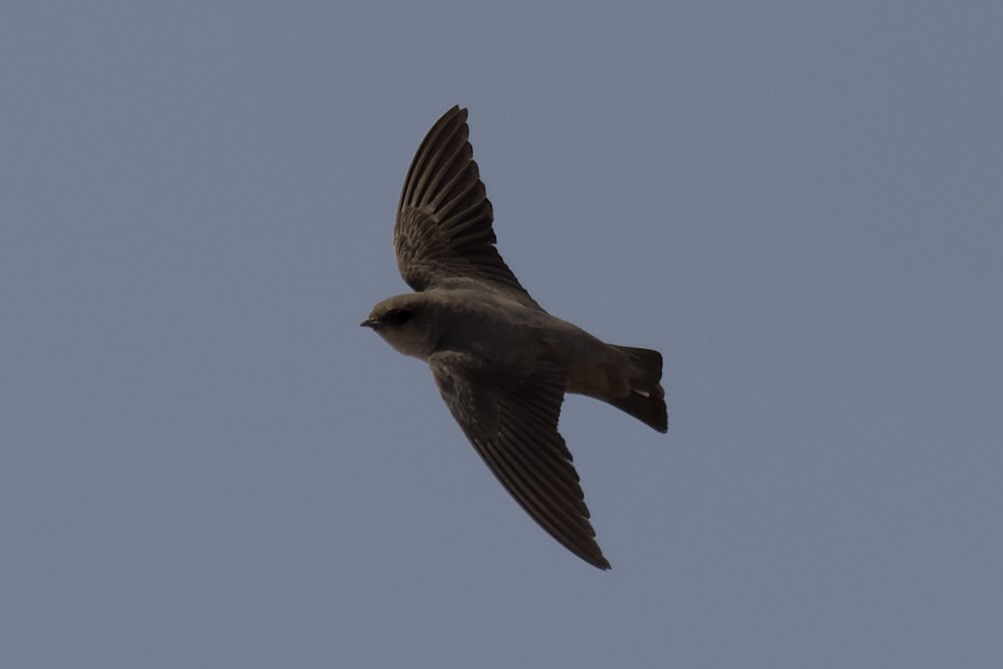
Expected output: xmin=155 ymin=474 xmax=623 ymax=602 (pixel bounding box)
xmin=361 ymin=294 xmax=431 ymax=359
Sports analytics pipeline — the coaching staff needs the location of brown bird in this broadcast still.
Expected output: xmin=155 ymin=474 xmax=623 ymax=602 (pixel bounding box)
xmin=362 ymin=106 xmax=667 ymax=569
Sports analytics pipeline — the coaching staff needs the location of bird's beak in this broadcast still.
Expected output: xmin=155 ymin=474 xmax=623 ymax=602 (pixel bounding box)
xmin=360 ymin=318 xmax=381 ymax=330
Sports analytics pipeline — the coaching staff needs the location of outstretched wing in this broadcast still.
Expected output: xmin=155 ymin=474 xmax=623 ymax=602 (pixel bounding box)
xmin=428 ymin=350 xmax=610 ymax=570
xmin=394 ymin=106 xmax=541 ymax=310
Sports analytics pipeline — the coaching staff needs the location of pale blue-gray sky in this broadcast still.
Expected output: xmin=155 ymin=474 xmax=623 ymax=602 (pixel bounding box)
xmin=3 ymin=2 xmax=1001 ymax=667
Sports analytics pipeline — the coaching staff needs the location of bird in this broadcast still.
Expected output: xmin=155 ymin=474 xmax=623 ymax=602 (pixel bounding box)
xmin=362 ymin=106 xmax=667 ymax=570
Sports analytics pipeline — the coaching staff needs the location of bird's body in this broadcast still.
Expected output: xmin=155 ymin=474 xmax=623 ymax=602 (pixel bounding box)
xmin=369 ymin=289 xmax=663 ymax=424
xmin=363 ymin=106 xmax=667 ymax=569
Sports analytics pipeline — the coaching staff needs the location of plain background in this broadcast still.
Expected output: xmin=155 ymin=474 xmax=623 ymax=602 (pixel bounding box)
xmin=3 ymin=2 xmax=1001 ymax=667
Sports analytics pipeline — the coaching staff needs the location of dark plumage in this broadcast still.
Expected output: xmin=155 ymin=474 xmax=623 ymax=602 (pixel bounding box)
xmin=363 ymin=107 xmax=668 ymax=570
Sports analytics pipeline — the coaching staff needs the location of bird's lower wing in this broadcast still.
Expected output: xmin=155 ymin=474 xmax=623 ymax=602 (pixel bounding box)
xmin=428 ymin=351 xmax=610 ymax=570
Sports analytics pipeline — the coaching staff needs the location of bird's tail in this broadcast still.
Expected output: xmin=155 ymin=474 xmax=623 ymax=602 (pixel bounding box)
xmin=604 ymin=345 xmax=668 ymax=433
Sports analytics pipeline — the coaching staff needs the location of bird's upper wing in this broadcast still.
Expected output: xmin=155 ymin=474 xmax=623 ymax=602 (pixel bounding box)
xmin=428 ymin=350 xmax=609 ymax=570
xmin=394 ymin=106 xmax=541 ymax=310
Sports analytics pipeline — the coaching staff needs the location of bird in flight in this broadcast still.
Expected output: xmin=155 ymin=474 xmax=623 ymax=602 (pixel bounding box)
xmin=362 ymin=106 xmax=667 ymax=569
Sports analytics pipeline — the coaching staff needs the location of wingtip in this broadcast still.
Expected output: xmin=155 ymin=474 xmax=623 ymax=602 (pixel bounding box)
xmin=582 ymin=546 xmax=612 ymax=571
xmin=444 ymin=104 xmax=466 ymax=121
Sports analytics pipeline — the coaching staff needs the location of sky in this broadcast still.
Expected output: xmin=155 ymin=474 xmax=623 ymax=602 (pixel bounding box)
xmin=2 ymin=2 xmax=1002 ymax=667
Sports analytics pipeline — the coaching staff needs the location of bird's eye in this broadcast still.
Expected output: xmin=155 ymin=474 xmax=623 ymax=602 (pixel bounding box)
xmin=387 ymin=308 xmax=413 ymax=326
